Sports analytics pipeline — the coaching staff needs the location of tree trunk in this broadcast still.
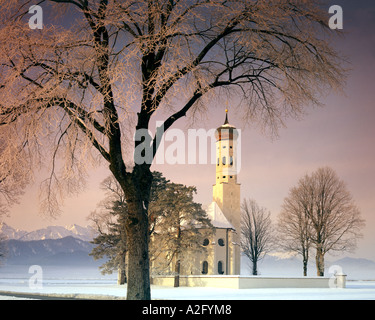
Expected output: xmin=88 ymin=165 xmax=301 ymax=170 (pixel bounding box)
xmin=174 ymin=260 xmax=180 ymax=288
xmin=303 ymin=259 xmax=308 ymax=277
xmin=120 ymin=166 xmax=153 ymax=300
xmin=252 ymin=260 xmax=258 ymax=276
xmin=302 ymin=247 xmax=308 ymax=277
xmin=117 ymin=251 xmax=127 ymax=285
xmin=315 ymin=246 xmax=325 ymax=276
xmin=125 ymin=213 xmax=150 ymax=299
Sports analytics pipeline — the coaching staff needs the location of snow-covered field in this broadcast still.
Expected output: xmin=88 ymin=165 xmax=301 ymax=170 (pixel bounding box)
xmin=1 ymin=265 xmax=375 ymax=300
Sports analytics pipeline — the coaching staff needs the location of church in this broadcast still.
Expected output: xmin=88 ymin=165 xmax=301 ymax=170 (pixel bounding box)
xmin=151 ymin=109 xmax=241 ymax=277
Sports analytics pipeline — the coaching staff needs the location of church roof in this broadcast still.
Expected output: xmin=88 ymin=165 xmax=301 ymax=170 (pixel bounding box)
xmin=203 ymin=202 xmax=235 ymax=230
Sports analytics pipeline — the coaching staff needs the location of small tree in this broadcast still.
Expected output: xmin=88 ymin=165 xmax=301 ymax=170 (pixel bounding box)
xmin=241 ymin=198 xmax=274 ymax=275
xmin=277 ymin=194 xmax=313 ymax=276
xmin=153 ymin=183 xmax=213 ymax=287
xmin=89 ymin=172 xmax=169 ymax=284
xmin=281 ymin=167 xmax=365 ymax=276
xmin=89 ymin=200 xmax=128 ymax=284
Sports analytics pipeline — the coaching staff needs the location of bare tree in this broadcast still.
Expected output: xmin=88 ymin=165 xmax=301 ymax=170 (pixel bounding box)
xmin=277 ymin=191 xmax=313 ymax=276
xmin=0 ymin=1 xmax=345 ymax=299
xmin=281 ymin=167 xmax=365 ymax=276
xmin=241 ymin=198 xmax=274 ymax=275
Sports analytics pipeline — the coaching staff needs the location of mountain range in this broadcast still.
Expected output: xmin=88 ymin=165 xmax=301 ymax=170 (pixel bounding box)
xmin=0 ymin=223 xmax=96 ymax=242
xmin=0 ymin=223 xmax=101 ymax=267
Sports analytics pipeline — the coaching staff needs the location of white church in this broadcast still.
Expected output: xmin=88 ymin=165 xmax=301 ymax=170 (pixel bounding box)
xmin=199 ymin=109 xmax=241 ymax=276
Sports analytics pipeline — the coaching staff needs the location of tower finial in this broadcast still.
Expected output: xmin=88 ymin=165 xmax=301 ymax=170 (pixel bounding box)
xmin=224 ymin=102 xmax=229 ymax=124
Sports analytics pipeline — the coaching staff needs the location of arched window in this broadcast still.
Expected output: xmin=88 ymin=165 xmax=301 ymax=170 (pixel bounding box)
xmin=229 ymin=156 xmax=233 ymax=166
xmin=217 ymin=158 xmax=220 ymax=166
xmin=202 ymin=261 xmax=208 ymax=274
xmin=218 ymin=261 xmax=224 ymax=275
xmin=222 ymin=156 xmax=226 ymax=165
xmin=218 ymin=238 xmax=225 ymax=246
xmin=203 ymin=238 xmax=209 ymax=246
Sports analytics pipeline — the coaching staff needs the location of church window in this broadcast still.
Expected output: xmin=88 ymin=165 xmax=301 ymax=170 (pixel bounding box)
xmin=218 ymin=261 xmax=224 ymax=275
xmin=229 ymin=156 xmax=233 ymax=166
xmin=222 ymin=156 xmax=226 ymax=165
xmin=217 ymin=158 xmax=219 ymax=166
xmin=202 ymin=261 xmax=208 ymax=274
xmin=203 ymin=238 xmax=209 ymax=246
xmin=218 ymin=238 xmax=225 ymax=246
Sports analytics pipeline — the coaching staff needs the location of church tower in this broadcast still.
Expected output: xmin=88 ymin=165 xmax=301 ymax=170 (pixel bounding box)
xmin=212 ymin=109 xmax=241 ymax=275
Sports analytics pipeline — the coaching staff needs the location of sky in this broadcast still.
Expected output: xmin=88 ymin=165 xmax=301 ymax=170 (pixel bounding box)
xmin=3 ymin=1 xmax=375 ymax=261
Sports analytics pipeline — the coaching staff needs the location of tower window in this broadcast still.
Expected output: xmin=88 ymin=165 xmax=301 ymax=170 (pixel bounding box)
xmin=202 ymin=261 xmax=208 ymax=275
xmin=218 ymin=238 xmax=225 ymax=246
xmin=217 ymin=158 xmax=219 ymax=166
xmin=203 ymin=238 xmax=209 ymax=246
xmin=218 ymin=261 xmax=224 ymax=275
xmin=229 ymin=156 xmax=233 ymax=166
xmin=223 ymin=176 xmax=226 ymax=179
xmin=222 ymin=156 xmax=226 ymax=165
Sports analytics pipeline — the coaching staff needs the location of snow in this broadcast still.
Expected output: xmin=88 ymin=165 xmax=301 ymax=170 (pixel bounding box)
xmin=204 ymin=202 xmax=235 ymax=230
xmin=0 ymin=266 xmax=375 ymax=300
xmin=1 ymin=280 xmax=375 ymax=300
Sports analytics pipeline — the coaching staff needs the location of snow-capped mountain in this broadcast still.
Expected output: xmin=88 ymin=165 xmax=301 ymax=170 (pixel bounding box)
xmin=0 ymin=223 xmax=96 ymax=242
xmin=4 ymin=236 xmax=103 ymax=266
xmin=0 ymin=223 xmax=28 ymax=240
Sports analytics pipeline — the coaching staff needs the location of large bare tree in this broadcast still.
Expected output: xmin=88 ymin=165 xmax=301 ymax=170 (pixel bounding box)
xmin=241 ymin=198 xmax=274 ymax=275
xmin=280 ymin=167 xmax=365 ymax=276
xmin=0 ymin=1 xmax=345 ymax=299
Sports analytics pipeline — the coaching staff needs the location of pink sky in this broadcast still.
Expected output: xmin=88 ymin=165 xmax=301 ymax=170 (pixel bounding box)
xmin=4 ymin=1 xmax=375 ymax=261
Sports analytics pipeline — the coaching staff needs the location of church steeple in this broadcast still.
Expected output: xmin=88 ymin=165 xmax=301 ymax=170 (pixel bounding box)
xmin=212 ymin=107 xmax=241 ymax=275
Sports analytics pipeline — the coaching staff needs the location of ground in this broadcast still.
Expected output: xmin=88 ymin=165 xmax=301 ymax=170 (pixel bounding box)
xmin=1 ymin=279 xmax=375 ymax=300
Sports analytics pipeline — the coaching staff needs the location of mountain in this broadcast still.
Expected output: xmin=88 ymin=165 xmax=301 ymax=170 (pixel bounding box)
xmin=0 ymin=223 xmax=96 ymax=242
xmin=0 ymin=223 xmax=28 ymax=240
xmin=332 ymin=257 xmax=375 ymax=269
xmin=3 ymin=236 xmax=104 ymax=267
